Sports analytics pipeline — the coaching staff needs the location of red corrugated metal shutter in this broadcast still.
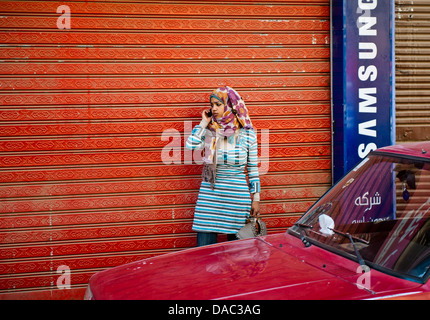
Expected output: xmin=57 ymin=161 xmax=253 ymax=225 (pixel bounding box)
xmin=0 ymin=0 xmax=331 ymax=299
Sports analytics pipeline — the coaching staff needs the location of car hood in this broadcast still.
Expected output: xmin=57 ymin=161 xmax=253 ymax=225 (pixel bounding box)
xmin=89 ymin=233 xmax=422 ymax=300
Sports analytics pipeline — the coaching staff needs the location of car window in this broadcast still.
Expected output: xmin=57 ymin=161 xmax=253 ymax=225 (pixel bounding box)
xmin=290 ymin=154 xmax=430 ymax=283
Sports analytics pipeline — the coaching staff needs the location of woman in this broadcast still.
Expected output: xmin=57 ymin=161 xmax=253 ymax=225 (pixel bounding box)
xmin=186 ymin=86 xmax=261 ymax=246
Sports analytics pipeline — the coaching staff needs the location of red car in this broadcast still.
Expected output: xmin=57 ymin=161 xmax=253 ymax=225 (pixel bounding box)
xmin=84 ymin=141 xmax=430 ymax=300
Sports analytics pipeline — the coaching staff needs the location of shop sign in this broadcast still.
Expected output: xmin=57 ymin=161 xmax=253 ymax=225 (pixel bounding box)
xmin=332 ymin=0 xmax=395 ymax=183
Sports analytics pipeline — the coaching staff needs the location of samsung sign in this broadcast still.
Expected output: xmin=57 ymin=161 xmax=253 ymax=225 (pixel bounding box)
xmin=332 ymin=0 xmax=395 ymax=183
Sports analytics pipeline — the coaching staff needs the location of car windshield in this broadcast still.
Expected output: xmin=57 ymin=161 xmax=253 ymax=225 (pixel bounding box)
xmin=289 ymin=151 xmax=430 ymax=283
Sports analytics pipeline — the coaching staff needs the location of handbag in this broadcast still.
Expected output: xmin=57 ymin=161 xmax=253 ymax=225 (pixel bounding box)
xmin=236 ymin=217 xmax=267 ymax=239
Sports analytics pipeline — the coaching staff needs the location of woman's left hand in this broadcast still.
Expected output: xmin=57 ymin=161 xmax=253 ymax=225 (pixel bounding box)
xmin=250 ymin=200 xmax=260 ymax=217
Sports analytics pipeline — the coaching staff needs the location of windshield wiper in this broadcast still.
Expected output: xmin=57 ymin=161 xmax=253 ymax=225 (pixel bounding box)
xmin=329 ymin=227 xmax=370 ymax=271
xmin=293 ymin=223 xmax=312 ymax=248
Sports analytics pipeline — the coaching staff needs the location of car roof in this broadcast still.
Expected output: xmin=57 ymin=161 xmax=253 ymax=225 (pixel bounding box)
xmin=376 ymin=141 xmax=430 ymax=160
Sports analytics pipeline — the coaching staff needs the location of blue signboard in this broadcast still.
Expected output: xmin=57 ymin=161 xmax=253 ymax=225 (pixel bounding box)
xmin=331 ymin=0 xmax=395 ymax=183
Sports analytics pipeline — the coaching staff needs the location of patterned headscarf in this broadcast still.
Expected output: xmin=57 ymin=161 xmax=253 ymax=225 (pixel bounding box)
xmin=202 ymin=86 xmax=254 ymax=188
xmin=207 ymin=86 xmax=253 ymax=135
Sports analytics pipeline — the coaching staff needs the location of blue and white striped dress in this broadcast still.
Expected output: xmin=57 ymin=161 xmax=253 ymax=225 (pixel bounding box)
xmin=186 ymin=124 xmax=260 ymax=234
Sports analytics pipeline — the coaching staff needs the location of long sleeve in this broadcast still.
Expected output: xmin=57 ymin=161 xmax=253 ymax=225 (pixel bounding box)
xmin=186 ymin=120 xmax=208 ymax=151
xmin=245 ymin=129 xmax=261 ymax=194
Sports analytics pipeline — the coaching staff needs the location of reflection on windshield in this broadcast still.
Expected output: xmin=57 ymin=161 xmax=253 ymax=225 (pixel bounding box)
xmin=290 ymin=154 xmax=430 ymax=283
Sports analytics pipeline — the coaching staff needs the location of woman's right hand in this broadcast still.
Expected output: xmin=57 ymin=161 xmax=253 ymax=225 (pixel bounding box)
xmin=202 ymin=109 xmax=212 ymax=123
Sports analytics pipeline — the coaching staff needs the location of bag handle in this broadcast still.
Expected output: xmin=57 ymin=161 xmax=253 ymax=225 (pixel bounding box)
xmin=249 ymin=217 xmax=262 ymax=234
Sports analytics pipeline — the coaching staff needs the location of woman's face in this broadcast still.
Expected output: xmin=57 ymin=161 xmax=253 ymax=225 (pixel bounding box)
xmin=210 ymin=97 xmax=225 ymax=120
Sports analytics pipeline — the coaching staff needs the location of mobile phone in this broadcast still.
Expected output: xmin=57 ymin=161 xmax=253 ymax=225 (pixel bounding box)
xmin=206 ymin=110 xmax=212 ymax=117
